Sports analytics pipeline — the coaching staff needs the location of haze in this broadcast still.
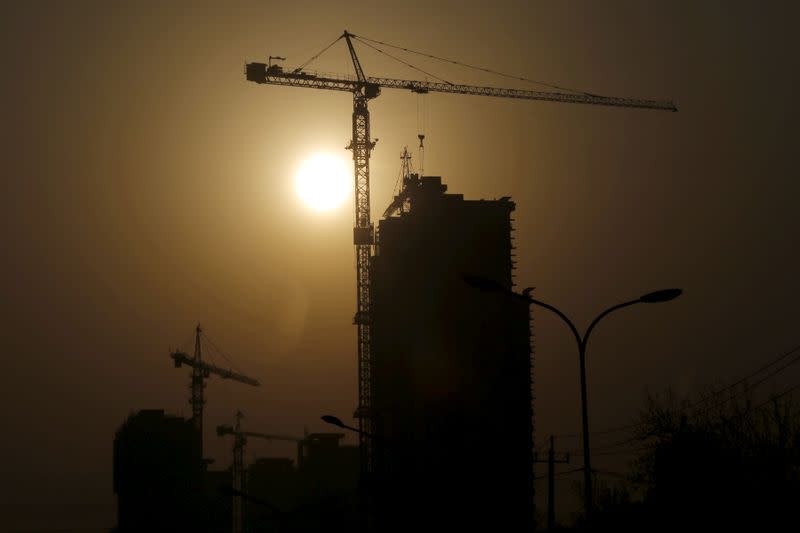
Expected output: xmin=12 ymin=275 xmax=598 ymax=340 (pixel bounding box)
xmin=1 ymin=1 xmax=798 ymax=529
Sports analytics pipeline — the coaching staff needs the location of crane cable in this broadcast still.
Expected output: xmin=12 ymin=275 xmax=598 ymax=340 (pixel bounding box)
xmin=351 ymin=36 xmax=453 ymax=85
xmin=350 ymin=33 xmax=601 ymax=97
xmin=202 ymin=330 xmax=244 ymax=375
xmin=416 ymin=91 xmax=427 ymax=174
xmin=292 ymin=34 xmax=344 ymax=73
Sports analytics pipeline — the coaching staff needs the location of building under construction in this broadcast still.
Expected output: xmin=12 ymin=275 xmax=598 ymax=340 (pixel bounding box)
xmin=370 ymin=170 xmax=534 ymax=531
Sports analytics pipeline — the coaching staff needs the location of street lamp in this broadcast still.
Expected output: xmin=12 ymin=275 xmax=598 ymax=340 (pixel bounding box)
xmin=321 ymin=414 xmax=346 ymax=429
xmin=461 ymin=274 xmax=681 ymax=522
xmin=321 ymin=414 xmax=377 ymax=439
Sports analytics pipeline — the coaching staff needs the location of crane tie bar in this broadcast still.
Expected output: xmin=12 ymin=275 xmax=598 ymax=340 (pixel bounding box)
xmin=350 ymin=32 xmax=600 ymax=97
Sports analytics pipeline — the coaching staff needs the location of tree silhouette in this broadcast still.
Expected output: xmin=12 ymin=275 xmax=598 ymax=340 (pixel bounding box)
xmin=628 ymin=386 xmax=800 ymax=530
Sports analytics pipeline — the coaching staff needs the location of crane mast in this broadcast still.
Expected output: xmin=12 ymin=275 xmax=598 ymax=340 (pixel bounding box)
xmin=244 ymin=31 xmax=677 ymax=480
xmin=344 ymin=30 xmax=379 ymax=475
xmin=345 ymin=33 xmax=379 ymax=472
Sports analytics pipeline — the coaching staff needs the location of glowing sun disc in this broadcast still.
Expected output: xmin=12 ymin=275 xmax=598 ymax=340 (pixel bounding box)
xmin=295 ymin=153 xmax=350 ymax=211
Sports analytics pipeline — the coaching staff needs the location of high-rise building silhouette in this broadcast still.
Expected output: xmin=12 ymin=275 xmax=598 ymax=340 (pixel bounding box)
xmin=370 ymin=175 xmax=534 ymax=531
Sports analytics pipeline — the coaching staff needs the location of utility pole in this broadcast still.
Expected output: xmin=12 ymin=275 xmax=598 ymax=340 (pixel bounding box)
xmin=535 ymin=436 xmax=570 ymax=531
xmin=232 ymin=411 xmax=245 ymax=533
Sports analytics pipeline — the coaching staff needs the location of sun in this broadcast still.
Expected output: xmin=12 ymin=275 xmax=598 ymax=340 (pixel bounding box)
xmin=295 ymin=153 xmax=351 ymax=212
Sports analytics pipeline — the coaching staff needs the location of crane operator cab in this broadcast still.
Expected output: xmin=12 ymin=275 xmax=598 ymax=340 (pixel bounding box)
xmin=364 ymin=82 xmax=381 ymax=99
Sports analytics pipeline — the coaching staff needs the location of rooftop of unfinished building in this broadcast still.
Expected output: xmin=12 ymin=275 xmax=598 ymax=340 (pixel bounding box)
xmin=383 ymin=174 xmax=515 ymax=219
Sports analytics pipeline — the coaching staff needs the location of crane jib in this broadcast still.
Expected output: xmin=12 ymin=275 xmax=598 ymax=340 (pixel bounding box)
xmin=244 ymin=62 xmax=676 ymax=111
xmin=170 ymin=351 xmax=260 ymax=386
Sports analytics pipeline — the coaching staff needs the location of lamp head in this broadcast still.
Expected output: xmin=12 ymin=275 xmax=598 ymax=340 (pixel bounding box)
xmin=321 ymin=415 xmax=345 ymax=428
xmin=639 ymin=288 xmax=683 ymax=303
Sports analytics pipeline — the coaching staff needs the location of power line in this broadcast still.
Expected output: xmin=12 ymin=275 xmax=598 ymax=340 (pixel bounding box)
xmin=592 ymin=447 xmax=649 ymax=457
xmin=534 ymin=467 xmax=583 ymax=481
xmin=691 ymin=350 xmax=800 ymax=419
xmin=592 ymin=470 xmax=630 ymax=480
xmin=562 ymin=385 xmax=800 ymax=481
xmin=750 ymin=382 xmax=800 ymax=412
xmin=589 ymin=378 xmax=800 ymax=454
xmin=554 ymin=342 xmax=800 ymax=441
xmin=533 ymin=467 xmax=630 ymax=481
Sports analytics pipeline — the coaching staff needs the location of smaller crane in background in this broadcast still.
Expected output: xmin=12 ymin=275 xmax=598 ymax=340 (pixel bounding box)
xmin=217 ymin=411 xmax=305 ymax=533
xmin=171 ymin=325 xmax=260 ymax=458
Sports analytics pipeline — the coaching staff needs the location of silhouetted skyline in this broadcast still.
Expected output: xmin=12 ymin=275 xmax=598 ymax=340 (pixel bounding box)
xmin=2 ymin=1 xmax=799 ymax=530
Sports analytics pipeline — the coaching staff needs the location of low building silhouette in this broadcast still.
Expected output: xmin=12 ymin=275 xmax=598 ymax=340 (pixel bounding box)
xmin=113 ymin=410 xmax=361 ymax=533
xmin=113 ymin=409 xmax=203 ymax=532
xmin=242 ymin=433 xmax=359 ymax=533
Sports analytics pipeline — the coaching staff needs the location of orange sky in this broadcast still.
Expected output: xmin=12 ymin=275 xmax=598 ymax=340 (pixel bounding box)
xmin=2 ymin=0 xmax=799 ymax=527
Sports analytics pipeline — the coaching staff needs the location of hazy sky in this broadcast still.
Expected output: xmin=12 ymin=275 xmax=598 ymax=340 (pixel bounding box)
xmin=2 ymin=0 xmax=798 ymax=526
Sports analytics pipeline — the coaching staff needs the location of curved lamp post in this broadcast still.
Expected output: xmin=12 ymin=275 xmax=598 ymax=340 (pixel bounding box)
xmin=461 ymin=274 xmax=681 ymax=522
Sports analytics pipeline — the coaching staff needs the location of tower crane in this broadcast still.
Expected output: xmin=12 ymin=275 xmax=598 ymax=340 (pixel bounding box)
xmin=171 ymin=325 xmax=260 ymax=457
xmin=217 ymin=411 xmax=304 ymax=533
xmin=244 ymin=31 xmax=677 ymax=474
